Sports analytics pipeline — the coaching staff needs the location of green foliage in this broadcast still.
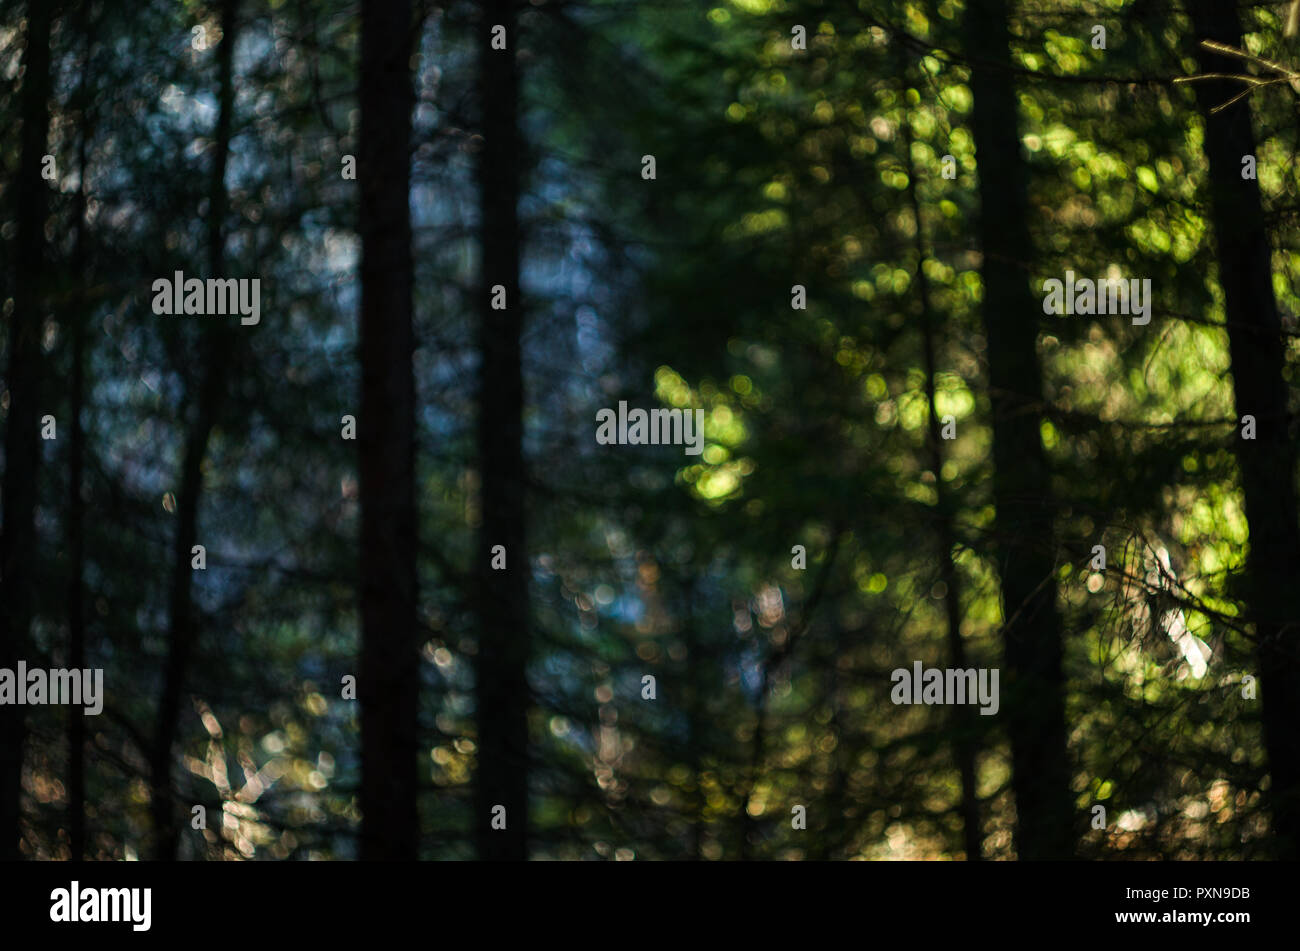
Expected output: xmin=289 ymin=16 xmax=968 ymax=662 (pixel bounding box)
xmin=4 ymin=0 xmax=1297 ymax=860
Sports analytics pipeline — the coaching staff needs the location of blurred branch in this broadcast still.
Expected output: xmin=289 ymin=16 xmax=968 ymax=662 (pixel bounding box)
xmin=1174 ymin=39 xmax=1300 ymax=112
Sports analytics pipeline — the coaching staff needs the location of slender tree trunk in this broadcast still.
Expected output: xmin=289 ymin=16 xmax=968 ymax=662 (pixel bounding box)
xmin=0 ymin=0 xmax=53 ymax=862
xmin=965 ymin=0 xmax=1074 ymax=860
xmin=151 ymin=0 xmax=239 ymax=860
xmin=899 ymin=70 xmax=982 ymax=862
xmin=1187 ymin=0 xmax=1300 ymax=860
xmin=474 ymin=0 xmax=530 ymax=861
xmin=67 ymin=19 xmax=96 ymax=863
xmin=357 ymin=0 xmax=419 ymax=861
xmin=739 ymin=641 xmax=773 ymax=860
xmin=682 ymin=575 xmax=703 ymax=861
xmin=814 ymin=637 xmax=847 ymax=861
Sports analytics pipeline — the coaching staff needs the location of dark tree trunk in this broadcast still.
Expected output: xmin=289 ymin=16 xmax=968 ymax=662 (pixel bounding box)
xmin=965 ymin=0 xmax=1074 ymax=860
xmin=358 ymin=0 xmax=419 ymax=861
xmin=474 ymin=0 xmax=530 ymax=861
xmin=1187 ymin=0 xmax=1300 ymax=860
xmin=67 ymin=19 xmax=96 ymax=863
xmin=682 ymin=576 xmax=704 ymax=861
xmin=151 ymin=0 xmax=239 ymax=861
xmin=0 ymin=0 xmax=53 ymax=862
xmin=899 ymin=67 xmax=982 ymax=861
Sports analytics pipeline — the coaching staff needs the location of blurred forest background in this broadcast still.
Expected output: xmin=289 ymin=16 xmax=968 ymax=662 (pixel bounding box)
xmin=2 ymin=0 xmax=1300 ymax=862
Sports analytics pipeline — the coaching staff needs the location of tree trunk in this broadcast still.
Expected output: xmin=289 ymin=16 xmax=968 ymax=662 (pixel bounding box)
xmin=965 ymin=0 xmax=1074 ymax=860
xmin=67 ymin=18 xmax=96 ymax=863
xmin=0 ymin=0 xmax=53 ymax=862
xmin=1187 ymin=0 xmax=1300 ymax=860
xmin=151 ymin=0 xmax=239 ymax=861
xmin=899 ymin=63 xmax=982 ymax=861
xmin=682 ymin=575 xmax=704 ymax=861
xmin=474 ymin=0 xmax=530 ymax=861
xmin=358 ymin=0 xmax=419 ymax=860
